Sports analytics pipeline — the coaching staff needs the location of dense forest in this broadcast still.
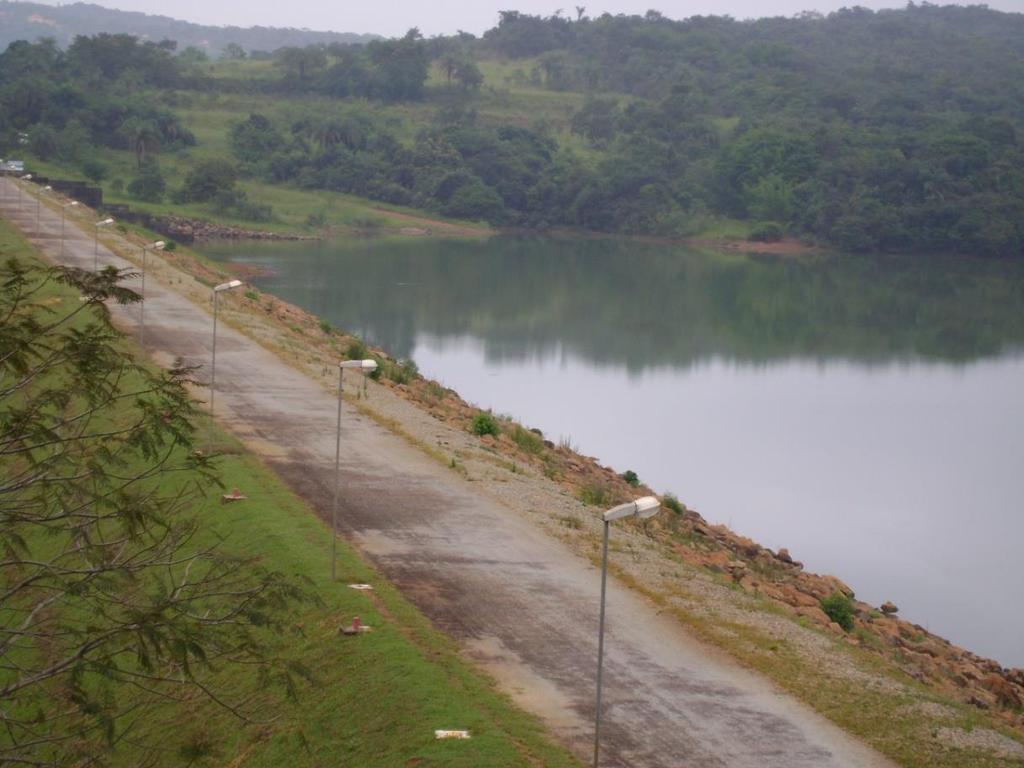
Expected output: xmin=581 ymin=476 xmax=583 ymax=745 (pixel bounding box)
xmin=1 ymin=3 xmax=1023 ymax=255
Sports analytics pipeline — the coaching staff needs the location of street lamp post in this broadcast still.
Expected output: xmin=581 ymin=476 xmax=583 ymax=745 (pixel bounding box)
xmin=593 ymin=496 xmax=661 ymax=768
xmin=209 ymin=279 xmax=243 ymax=447
xmin=93 ymin=217 xmax=115 ymax=269
xmin=138 ymin=240 xmax=165 ymax=347
xmin=331 ymin=358 xmax=378 ymax=580
xmin=18 ymin=174 xmax=32 ymax=212
xmin=60 ymin=201 xmax=79 ymax=258
xmin=36 ymin=186 xmax=51 ymax=235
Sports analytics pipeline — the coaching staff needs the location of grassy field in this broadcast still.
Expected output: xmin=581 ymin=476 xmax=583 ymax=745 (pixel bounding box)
xmin=27 ymin=148 xmax=492 ymax=238
xmin=0 ymin=218 xmax=580 ymax=768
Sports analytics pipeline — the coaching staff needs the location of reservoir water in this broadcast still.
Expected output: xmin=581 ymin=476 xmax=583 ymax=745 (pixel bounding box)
xmin=203 ymin=236 xmax=1024 ymax=667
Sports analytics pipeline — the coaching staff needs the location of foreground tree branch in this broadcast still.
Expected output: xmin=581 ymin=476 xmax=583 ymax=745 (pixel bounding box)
xmin=0 ymin=258 xmax=310 ymax=766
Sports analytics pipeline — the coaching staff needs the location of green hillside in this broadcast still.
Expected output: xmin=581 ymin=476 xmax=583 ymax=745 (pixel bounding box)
xmin=2 ymin=4 xmax=1023 ymax=254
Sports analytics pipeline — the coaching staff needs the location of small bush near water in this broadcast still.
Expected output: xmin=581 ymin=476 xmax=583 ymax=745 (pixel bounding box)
xmin=751 ymin=222 xmax=784 ymax=242
xmin=471 ymin=412 xmax=500 ymax=437
xmin=662 ymin=493 xmax=684 ymax=514
xmin=820 ymin=592 xmax=856 ymax=631
xmin=385 ymin=358 xmax=418 ymax=385
xmin=578 ymin=483 xmax=610 ymax=507
xmin=512 ymin=425 xmax=544 ymax=454
xmin=423 ymin=380 xmax=447 ymax=403
xmin=346 ymin=338 xmax=369 ymax=360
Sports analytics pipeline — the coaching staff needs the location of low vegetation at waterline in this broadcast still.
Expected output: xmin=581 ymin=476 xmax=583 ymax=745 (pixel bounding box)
xmin=471 ymin=411 xmax=500 ymax=437
xmin=0 ymin=224 xmax=581 ymax=767
xmin=820 ymin=592 xmax=857 ymax=632
xmin=3 ymin=3 xmax=1024 ymax=253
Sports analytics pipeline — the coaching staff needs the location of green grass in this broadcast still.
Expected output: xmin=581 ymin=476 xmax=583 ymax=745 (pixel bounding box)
xmin=200 ymin=57 xmax=278 ymax=80
xmin=690 ymin=215 xmax=756 ymax=240
xmin=117 ymin=446 xmax=581 ymax=768
xmin=577 ymin=483 xmax=611 ymax=507
xmin=510 ymin=425 xmax=545 ymax=455
xmin=712 ymin=116 xmax=741 ymax=141
xmin=38 ymin=141 xmax=490 ymax=237
xmin=0 ymin=219 xmax=580 ymax=768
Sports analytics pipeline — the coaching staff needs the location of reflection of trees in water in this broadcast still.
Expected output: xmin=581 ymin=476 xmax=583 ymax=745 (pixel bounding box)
xmin=211 ymin=237 xmax=1024 ymax=371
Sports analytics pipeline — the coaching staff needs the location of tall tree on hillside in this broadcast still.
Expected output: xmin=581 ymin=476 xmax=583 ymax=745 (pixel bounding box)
xmin=222 ymin=42 xmax=247 ymax=60
xmin=119 ymin=116 xmax=161 ymax=169
xmin=366 ymin=29 xmax=429 ymax=101
xmin=454 ymin=59 xmax=484 ymax=90
xmin=439 ymin=51 xmax=459 ymax=84
xmin=275 ymin=46 xmax=328 ymax=82
xmin=313 ymin=119 xmax=345 ymax=151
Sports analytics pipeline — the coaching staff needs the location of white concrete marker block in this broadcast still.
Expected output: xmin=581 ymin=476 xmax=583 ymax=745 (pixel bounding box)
xmin=435 ymin=730 xmax=471 ymax=740
xmin=348 ymin=584 xmax=374 ymax=590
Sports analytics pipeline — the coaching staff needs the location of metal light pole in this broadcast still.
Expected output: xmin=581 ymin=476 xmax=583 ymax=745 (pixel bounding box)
xmin=209 ymin=279 xmax=244 ymax=448
xmin=93 ymin=217 xmax=115 ymax=269
xmin=138 ymin=240 xmax=165 ymax=347
xmin=593 ymin=496 xmax=661 ymax=768
xmin=36 ymin=186 xmax=51 ymax=235
xmin=18 ymin=174 xmax=32 ymax=212
xmin=332 ymin=358 xmax=378 ymax=580
xmin=60 ymin=201 xmax=79 ymax=258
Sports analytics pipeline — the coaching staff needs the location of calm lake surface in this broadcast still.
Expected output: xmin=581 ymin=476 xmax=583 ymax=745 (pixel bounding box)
xmin=203 ymin=236 xmax=1024 ymax=667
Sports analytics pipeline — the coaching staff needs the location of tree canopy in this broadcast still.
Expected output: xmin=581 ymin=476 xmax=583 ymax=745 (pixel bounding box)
xmin=0 ymin=257 xmax=308 ymax=764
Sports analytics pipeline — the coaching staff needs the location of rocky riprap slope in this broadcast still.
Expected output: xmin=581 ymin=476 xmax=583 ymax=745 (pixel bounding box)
xmin=157 ymin=215 xmax=317 ymax=242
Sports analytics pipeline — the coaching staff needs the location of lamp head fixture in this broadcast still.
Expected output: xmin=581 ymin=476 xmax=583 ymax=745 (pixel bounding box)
xmin=213 ymin=279 xmax=243 ymax=293
xmin=339 ymin=359 xmax=378 ymax=371
xmin=602 ymin=496 xmax=661 ymax=523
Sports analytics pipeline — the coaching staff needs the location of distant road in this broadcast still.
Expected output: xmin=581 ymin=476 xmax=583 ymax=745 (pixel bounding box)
xmin=0 ymin=181 xmax=896 ymax=768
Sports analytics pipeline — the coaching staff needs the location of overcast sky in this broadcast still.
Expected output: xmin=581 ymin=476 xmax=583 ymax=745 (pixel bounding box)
xmin=26 ymin=0 xmax=1024 ymax=37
